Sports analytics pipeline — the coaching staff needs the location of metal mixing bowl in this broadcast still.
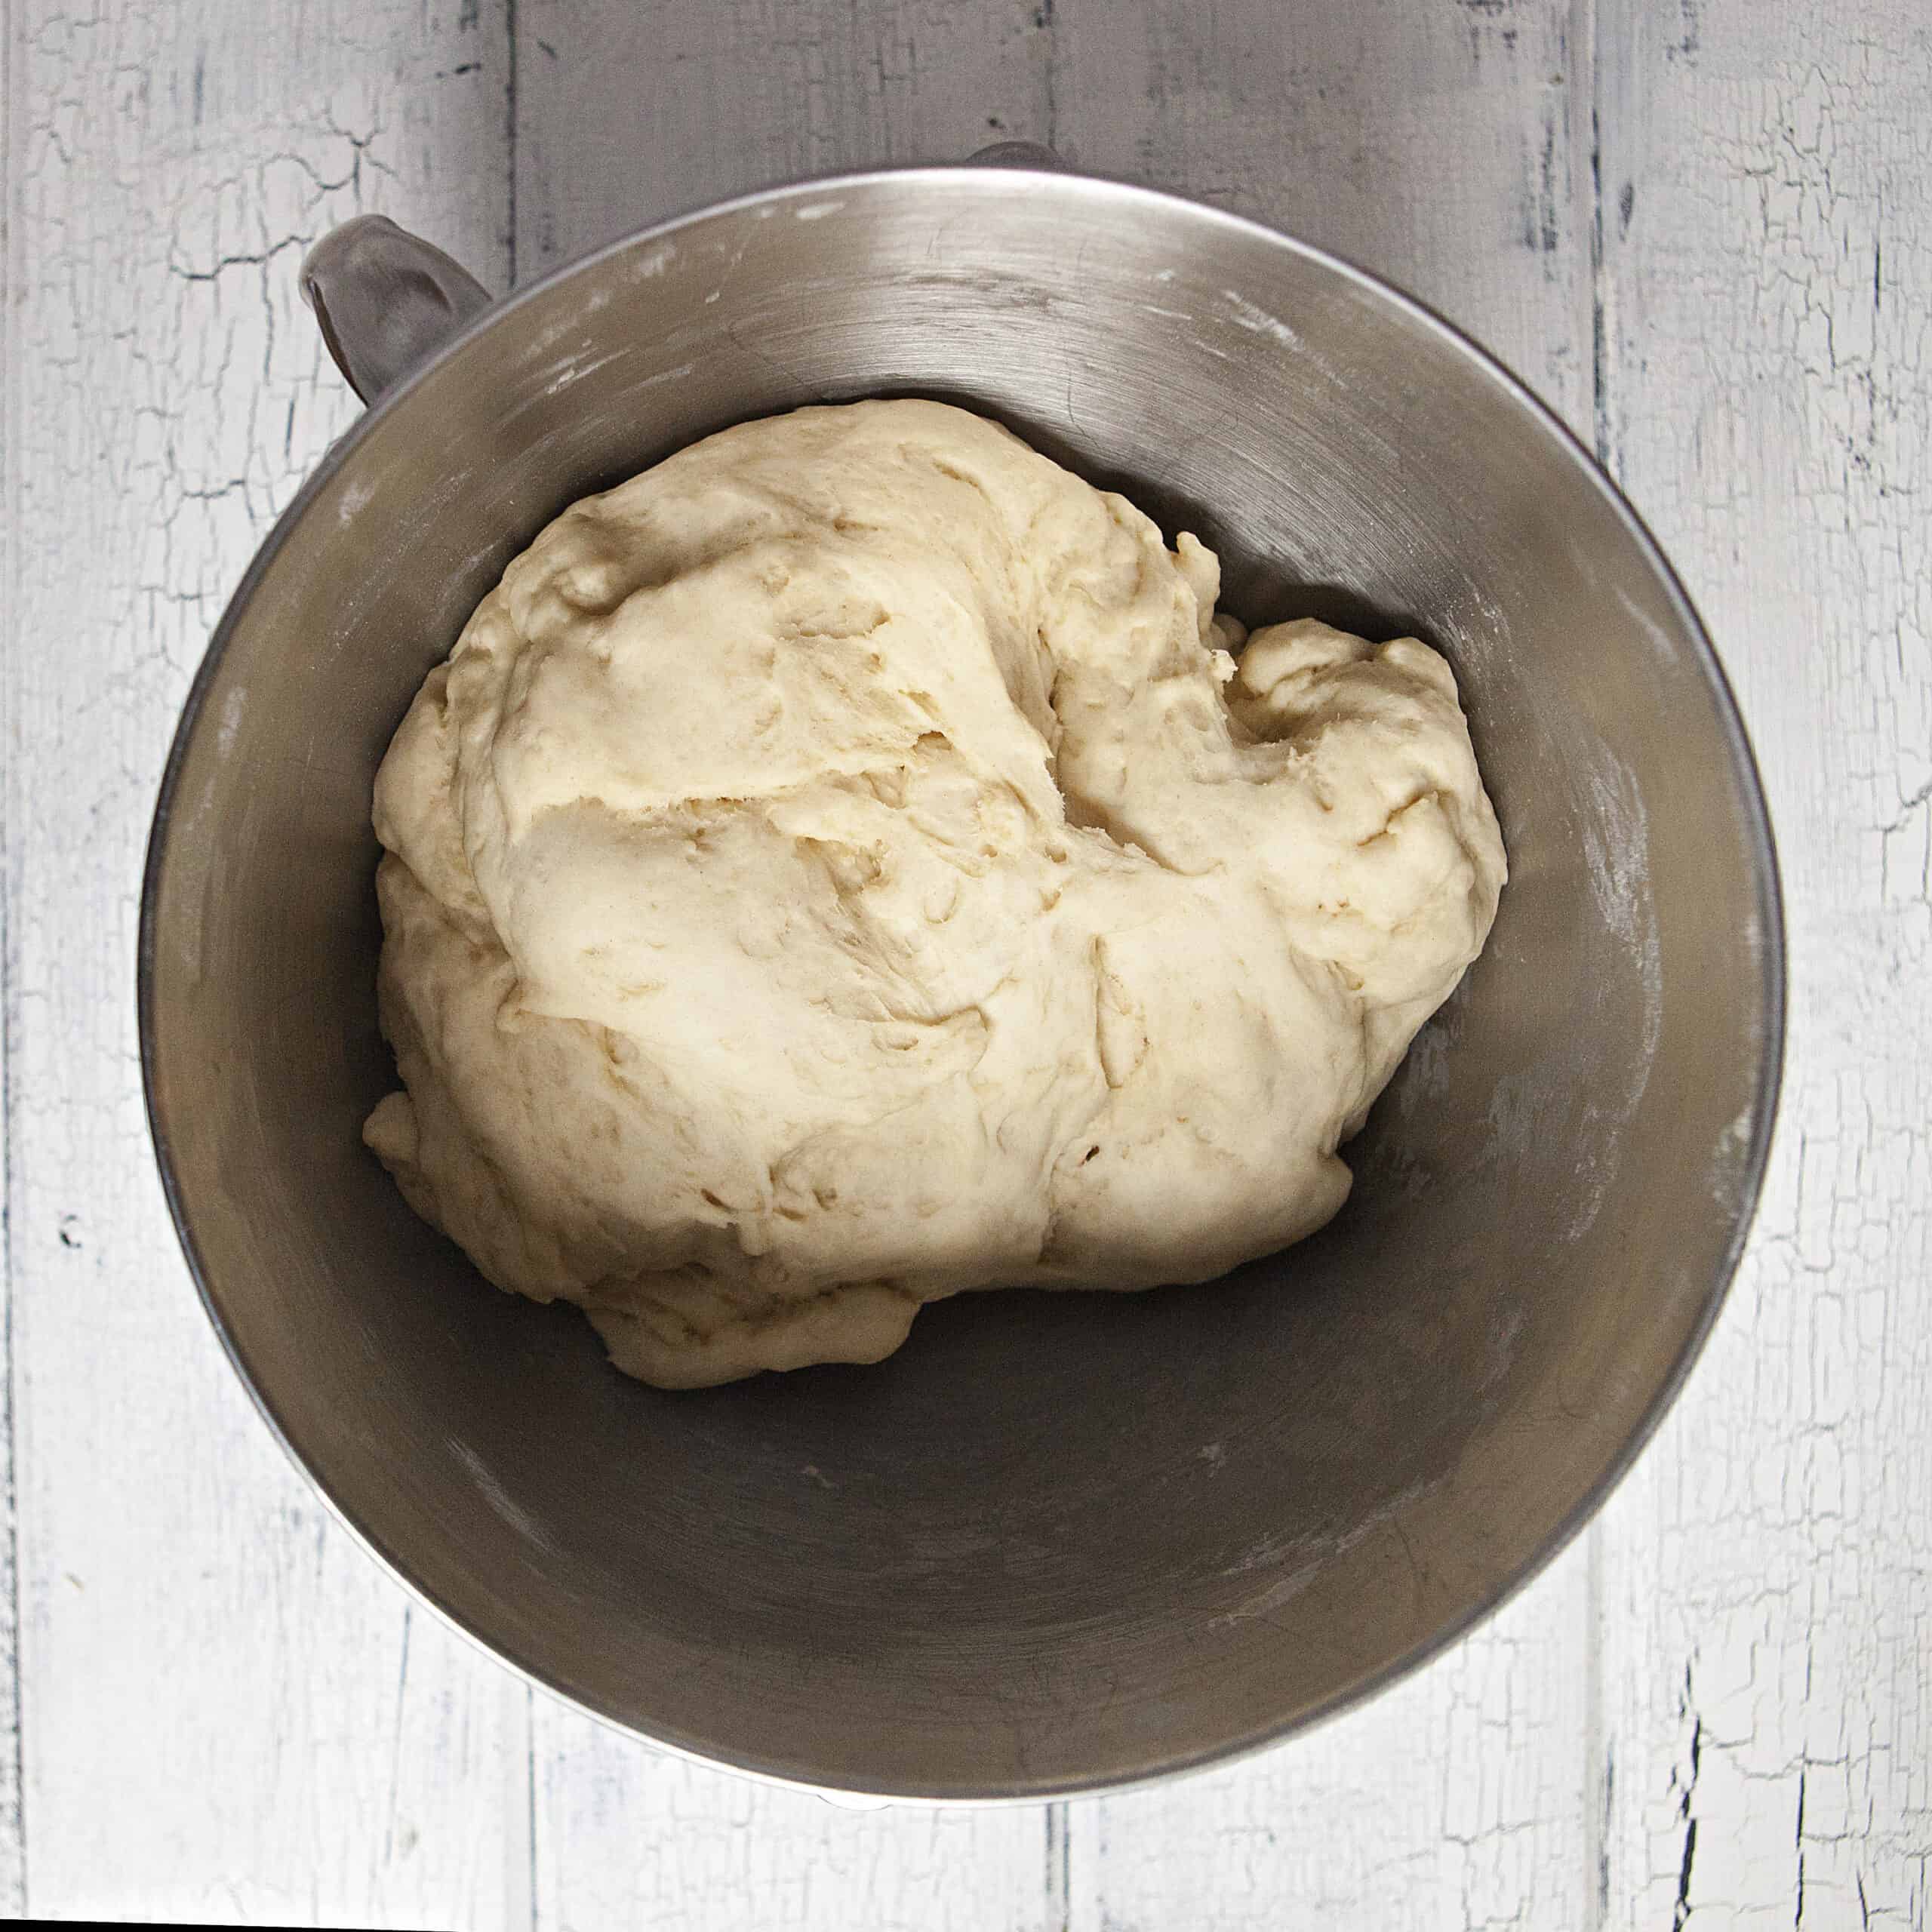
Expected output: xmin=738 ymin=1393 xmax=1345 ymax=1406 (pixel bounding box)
xmin=140 ymin=160 xmax=1783 ymax=1800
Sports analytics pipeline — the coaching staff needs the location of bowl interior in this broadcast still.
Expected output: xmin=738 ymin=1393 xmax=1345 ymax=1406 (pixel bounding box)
xmin=143 ymin=171 xmax=1780 ymax=1798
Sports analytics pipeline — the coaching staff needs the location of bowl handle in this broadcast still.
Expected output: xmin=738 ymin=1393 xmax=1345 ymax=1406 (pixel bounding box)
xmin=300 ymin=214 xmax=492 ymax=406
xmin=300 ymin=144 xmax=1064 ymax=404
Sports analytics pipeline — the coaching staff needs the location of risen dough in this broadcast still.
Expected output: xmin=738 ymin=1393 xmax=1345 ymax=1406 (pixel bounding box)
xmin=365 ymin=399 xmax=1505 ymax=1387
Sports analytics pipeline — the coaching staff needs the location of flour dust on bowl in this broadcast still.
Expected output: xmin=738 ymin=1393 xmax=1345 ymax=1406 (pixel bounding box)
xmin=140 ymin=164 xmax=1784 ymax=1800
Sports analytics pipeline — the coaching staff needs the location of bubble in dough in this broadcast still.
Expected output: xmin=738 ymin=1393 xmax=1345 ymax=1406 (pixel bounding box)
xmin=364 ymin=399 xmax=1506 ymax=1388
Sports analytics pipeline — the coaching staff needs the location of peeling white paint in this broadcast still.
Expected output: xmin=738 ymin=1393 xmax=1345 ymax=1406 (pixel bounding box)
xmin=6 ymin=2 xmax=1919 ymax=1928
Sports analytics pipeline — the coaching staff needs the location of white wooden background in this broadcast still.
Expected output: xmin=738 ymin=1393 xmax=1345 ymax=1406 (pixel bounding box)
xmin=2 ymin=0 xmax=1925 ymax=1924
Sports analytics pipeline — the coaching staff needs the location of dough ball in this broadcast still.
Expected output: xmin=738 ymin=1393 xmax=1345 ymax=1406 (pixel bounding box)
xmin=365 ymin=399 xmax=1505 ymax=1386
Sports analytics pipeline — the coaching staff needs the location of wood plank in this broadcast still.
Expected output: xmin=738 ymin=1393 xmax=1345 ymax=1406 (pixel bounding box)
xmin=1048 ymin=2 xmax=1601 ymax=1922
xmin=6 ymin=2 xmax=532 ymax=1922
xmin=0 ymin=0 xmax=28 ymax=1914
xmin=532 ymin=1709 xmax=1065 ymax=1932
xmin=1053 ymin=0 xmax=1592 ymax=420
xmin=1069 ymin=1540 xmax=1595 ymax=1932
xmin=1591 ymin=4 xmax=1932 ymax=1927
xmin=513 ymin=10 xmax=1057 ymax=1927
xmin=515 ymin=0 xmax=1056 ymax=276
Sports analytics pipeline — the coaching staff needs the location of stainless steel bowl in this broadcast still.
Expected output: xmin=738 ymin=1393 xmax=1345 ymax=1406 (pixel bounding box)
xmin=140 ymin=158 xmax=1783 ymax=1801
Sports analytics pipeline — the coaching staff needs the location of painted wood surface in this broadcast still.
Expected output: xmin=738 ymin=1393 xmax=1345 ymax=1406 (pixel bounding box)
xmin=5 ymin=8 xmax=533 ymax=1926
xmin=1589 ymin=4 xmax=1931 ymax=1928
xmin=1 ymin=1 xmax=1923 ymax=1925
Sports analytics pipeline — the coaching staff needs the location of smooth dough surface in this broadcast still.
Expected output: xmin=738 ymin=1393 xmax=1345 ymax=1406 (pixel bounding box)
xmin=365 ymin=399 xmax=1506 ymax=1387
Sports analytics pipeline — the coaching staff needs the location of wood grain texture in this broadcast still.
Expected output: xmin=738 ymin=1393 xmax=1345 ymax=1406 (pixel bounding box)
xmin=1069 ymin=1541 xmax=1598 ymax=1932
xmin=1590 ymin=3 xmax=1932 ymax=1928
xmin=1051 ymin=0 xmax=1593 ymax=430
xmin=0 ymin=1 xmax=28 ymax=1915
xmin=531 ymin=1711 xmax=1058 ymax=1932
xmin=2 ymin=0 xmax=1924 ymax=1924
xmin=514 ymin=0 xmax=1053 ymax=276
xmin=5 ymin=3 xmax=531 ymax=1924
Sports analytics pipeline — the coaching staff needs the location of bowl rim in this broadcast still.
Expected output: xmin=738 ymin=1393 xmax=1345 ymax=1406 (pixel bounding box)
xmin=138 ymin=159 xmax=1789 ymax=1804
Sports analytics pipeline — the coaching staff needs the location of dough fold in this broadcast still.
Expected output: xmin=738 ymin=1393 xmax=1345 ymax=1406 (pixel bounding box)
xmin=365 ymin=399 xmax=1505 ymax=1386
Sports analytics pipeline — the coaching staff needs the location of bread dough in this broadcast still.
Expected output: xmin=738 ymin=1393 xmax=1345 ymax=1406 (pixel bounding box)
xmin=365 ymin=399 xmax=1505 ymax=1387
